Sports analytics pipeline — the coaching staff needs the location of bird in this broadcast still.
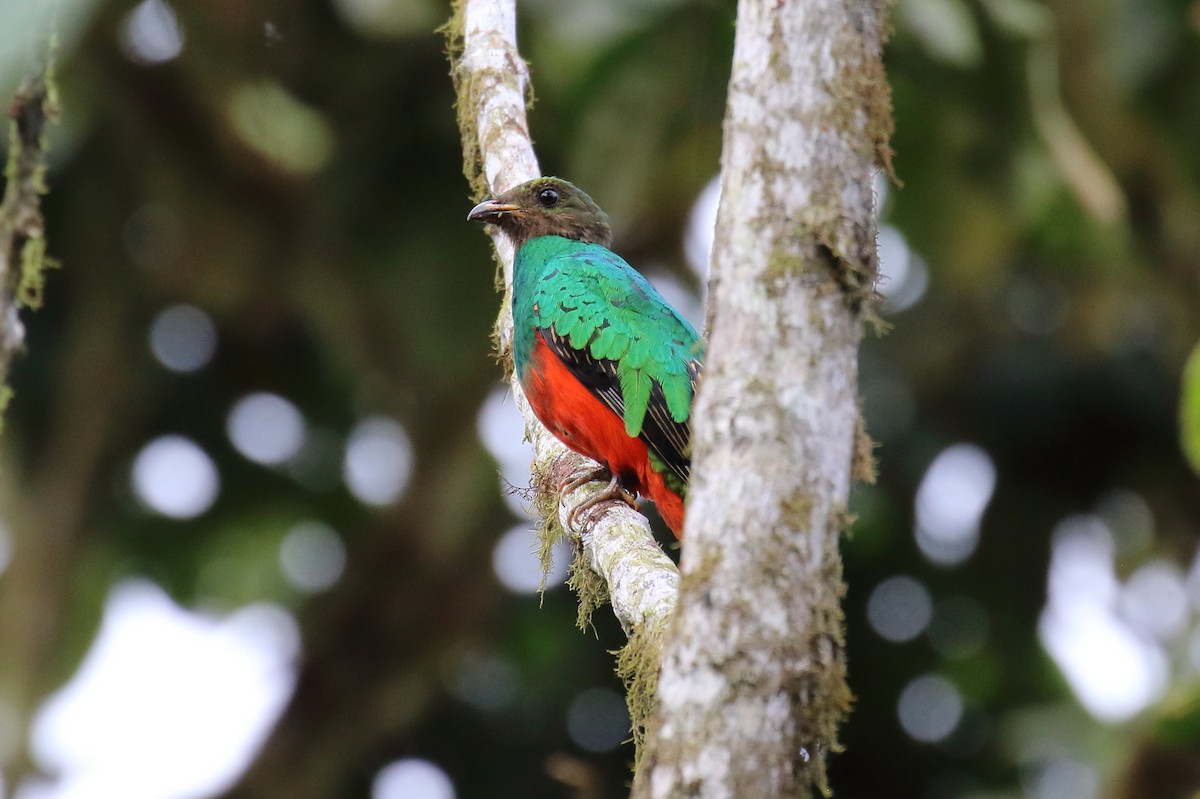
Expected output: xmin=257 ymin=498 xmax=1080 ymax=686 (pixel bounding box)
xmin=468 ymin=177 xmax=703 ymax=538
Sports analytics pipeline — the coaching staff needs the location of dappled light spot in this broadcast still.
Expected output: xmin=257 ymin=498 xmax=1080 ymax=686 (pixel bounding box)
xmin=279 ymin=521 xmax=346 ymax=594
xmin=226 ymin=82 xmax=334 ymax=175
xmin=1097 ymin=489 xmax=1155 ymax=555
xmin=119 ymin=0 xmax=184 ymax=65
xmin=1020 ymin=758 xmax=1099 ymax=799
xmin=445 ymin=649 xmax=518 ymax=712
xmin=877 ymin=225 xmax=928 ymax=314
xmin=1189 ymin=546 xmax=1200 ymax=614
xmin=873 ymin=169 xmax=891 ymax=215
xmin=914 ymin=443 xmax=996 ymax=566
xmin=1038 ymin=515 xmax=1168 ymax=721
xmin=684 ymin=176 xmax=720 ymax=281
xmin=226 ymin=392 xmax=306 ymax=466
xmin=897 ymin=674 xmax=962 ymax=743
xmin=333 ymin=0 xmax=440 ymax=37
xmin=132 ymin=435 xmax=219 ymax=519
xmin=149 ymin=304 xmax=217 ymax=373
xmin=29 ymin=581 xmax=296 ymax=798
xmin=492 ymin=525 xmax=568 ymax=595
xmin=0 ymin=522 xmax=11 ymax=577
xmin=476 ymin=387 xmax=528 ymax=468
xmin=476 ymin=388 xmax=535 ymax=517
xmin=566 ymin=688 xmax=629 ymax=753
xmin=372 ymin=759 xmax=455 ymax=799
xmin=344 ymin=416 xmax=413 ymax=507
xmin=1120 ymin=561 xmax=1188 ymax=641
xmin=899 ymin=0 xmax=983 ymax=68
xmin=866 ymin=575 xmax=932 ymax=643
xmin=927 ymin=595 xmax=988 ymax=659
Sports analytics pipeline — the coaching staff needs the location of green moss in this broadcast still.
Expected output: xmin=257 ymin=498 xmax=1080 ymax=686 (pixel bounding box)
xmin=833 ymin=503 xmax=858 ymax=541
xmin=4 ymin=62 xmax=61 ymax=312
xmin=567 ymin=552 xmax=607 ymax=632
xmin=0 ymin=49 xmax=60 ymax=433
xmin=1182 ymin=341 xmax=1200 ymax=476
xmin=531 ymin=464 xmax=566 ymax=598
xmin=789 ymin=536 xmax=853 ymax=797
xmin=438 ymin=2 xmax=487 ymax=202
xmin=532 ymin=461 xmax=609 ymax=627
xmin=615 ymin=617 xmax=668 ymax=769
xmin=780 ymin=488 xmax=816 ymax=530
xmin=851 ymin=405 xmax=878 ymax=485
xmin=0 ymin=386 xmax=12 ymax=433
xmin=765 ymin=247 xmax=805 ymax=280
xmin=17 ymin=236 xmax=59 ymax=309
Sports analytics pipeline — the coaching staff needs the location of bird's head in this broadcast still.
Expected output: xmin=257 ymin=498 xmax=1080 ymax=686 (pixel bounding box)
xmin=467 ymin=177 xmax=612 ymax=250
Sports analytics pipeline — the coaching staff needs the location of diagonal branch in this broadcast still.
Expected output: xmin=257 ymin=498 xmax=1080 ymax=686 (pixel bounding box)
xmin=447 ymin=0 xmax=678 ymax=638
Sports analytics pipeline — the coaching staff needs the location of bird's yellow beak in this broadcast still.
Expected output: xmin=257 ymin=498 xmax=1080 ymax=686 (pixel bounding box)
xmin=467 ymin=199 xmax=521 ymax=223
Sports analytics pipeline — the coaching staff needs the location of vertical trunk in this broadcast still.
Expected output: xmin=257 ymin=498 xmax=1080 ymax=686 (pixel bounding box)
xmin=634 ymin=0 xmax=891 ymax=796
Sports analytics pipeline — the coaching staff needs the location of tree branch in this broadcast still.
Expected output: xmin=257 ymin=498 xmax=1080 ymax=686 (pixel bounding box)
xmin=448 ymin=0 xmax=678 ymax=636
xmin=0 ymin=56 xmax=60 ymax=422
xmin=633 ymin=0 xmax=891 ymax=796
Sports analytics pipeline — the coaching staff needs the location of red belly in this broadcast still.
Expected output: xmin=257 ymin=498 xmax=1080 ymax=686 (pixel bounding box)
xmin=522 ymin=332 xmax=685 ymax=536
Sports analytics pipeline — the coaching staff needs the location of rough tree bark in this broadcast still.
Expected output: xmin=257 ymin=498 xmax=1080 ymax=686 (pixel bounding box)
xmin=632 ymin=0 xmax=891 ymax=796
xmin=447 ymin=0 xmax=679 ymax=640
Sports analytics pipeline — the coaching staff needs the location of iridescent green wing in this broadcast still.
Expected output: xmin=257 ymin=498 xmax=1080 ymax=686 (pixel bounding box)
xmin=531 ymin=240 xmax=704 ymax=487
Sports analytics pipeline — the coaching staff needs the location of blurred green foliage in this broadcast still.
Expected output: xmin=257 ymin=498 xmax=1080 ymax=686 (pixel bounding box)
xmin=1183 ymin=342 xmax=1200 ymax=475
xmin=0 ymin=0 xmax=1197 ymax=798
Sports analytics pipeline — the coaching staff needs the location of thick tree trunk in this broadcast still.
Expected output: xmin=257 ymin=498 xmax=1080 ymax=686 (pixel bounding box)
xmin=633 ymin=0 xmax=891 ymax=796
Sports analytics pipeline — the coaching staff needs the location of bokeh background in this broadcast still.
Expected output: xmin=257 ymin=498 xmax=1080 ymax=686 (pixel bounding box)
xmin=1 ymin=0 xmax=1198 ymax=798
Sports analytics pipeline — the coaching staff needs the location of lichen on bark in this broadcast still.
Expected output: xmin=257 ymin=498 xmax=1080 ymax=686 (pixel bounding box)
xmin=0 ymin=51 xmax=61 ymax=427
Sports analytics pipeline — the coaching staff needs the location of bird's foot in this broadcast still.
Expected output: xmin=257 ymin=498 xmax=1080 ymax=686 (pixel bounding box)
xmin=562 ymin=470 xmax=638 ymax=531
xmin=558 ymin=465 xmax=610 ymax=497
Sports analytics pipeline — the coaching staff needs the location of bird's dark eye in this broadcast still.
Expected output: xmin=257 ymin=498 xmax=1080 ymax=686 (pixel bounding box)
xmin=537 ymin=187 xmax=560 ymax=207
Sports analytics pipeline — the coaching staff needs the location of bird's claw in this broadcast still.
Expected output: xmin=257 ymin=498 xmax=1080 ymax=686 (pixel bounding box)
xmin=558 ymin=466 xmax=610 ymax=498
xmin=560 ymin=470 xmax=638 ymax=531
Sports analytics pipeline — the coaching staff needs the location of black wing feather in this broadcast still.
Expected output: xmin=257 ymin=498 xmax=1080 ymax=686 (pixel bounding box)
xmin=540 ymin=327 xmax=694 ymax=487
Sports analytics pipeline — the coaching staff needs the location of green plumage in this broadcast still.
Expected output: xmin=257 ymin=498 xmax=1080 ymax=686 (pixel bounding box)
xmin=468 ymin=176 xmax=701 ymax=535
xmin=512 ymin=235 xmax=702 ymax=439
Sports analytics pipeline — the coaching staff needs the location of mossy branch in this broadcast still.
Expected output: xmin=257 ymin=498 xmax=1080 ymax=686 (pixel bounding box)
xmin=444 ymin=0 xmax=679 ymax=765
xmin=0 ymin=49 xmax=61 ymax=431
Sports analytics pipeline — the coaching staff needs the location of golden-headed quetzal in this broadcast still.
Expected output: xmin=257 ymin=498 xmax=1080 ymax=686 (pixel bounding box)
xmin=469 ymin=177 xmax=703 ymax=537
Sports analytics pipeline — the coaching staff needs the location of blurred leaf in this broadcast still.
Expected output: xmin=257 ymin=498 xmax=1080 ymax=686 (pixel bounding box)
xmin=977 ymin=0 xmax=1053 ymax=39
xmin=899 ymin=0 xmax=983 ymax=68
xmin=1181 ymin=340 xmax=1200 ymax=475
xmin=1155 ymin=684 xmax=1200 ymax=746
xmin=226 ymin=81 xmax=334 ymax=176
